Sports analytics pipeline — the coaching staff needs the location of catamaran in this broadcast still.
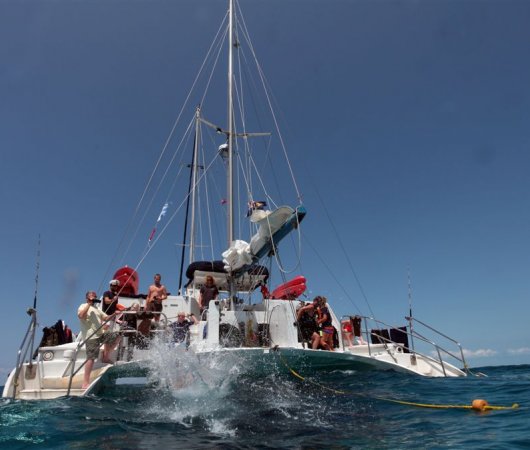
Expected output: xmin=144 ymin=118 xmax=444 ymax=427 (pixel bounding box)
xmin=3 ymin=0 xmax=471 ymax=400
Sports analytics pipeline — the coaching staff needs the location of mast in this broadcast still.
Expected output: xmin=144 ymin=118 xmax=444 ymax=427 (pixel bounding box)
xmin=227 ymin=0 xmax=235 ymax=247
xmin=226 ymin=0 xmax=236 ymax=304
xmin=177 ymin=107 xmax=200 ymax=294
xmin=189 ymin=106 xmax=201 ymax=263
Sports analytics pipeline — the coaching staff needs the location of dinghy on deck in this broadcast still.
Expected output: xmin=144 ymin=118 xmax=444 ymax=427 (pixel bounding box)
xmin=249 ymin=206 xmax=306 ymax=260
xmin=271 ymin=276 xmax=307 ymax=300
xmin=222 ymin=206 xmax=306 ymax=273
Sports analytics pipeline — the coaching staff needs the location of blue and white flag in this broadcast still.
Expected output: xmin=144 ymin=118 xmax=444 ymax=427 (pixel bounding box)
xmin=149 ymin=202 xmax=169 ymax=244
xmin=157 ymin=203 xmax=169 ymax=222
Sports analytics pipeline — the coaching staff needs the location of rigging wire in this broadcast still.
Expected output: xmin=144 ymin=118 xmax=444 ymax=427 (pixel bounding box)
xmin=271 ymin=215 xmax=303 ymax=275
xmin=197 ymin=190 xmax=206 ymax=261
xmin=235 ymin=36 xmax=285 ymax=214
xmin=312 ymin=186 xmax=376 ymax=318
xmin=236 ymin=1 xmax=302 ymax=204
xmin=182 ymin=20 xmax=227 ymax=261
xmin=197 ymin=127 xmax=219 ymax=261
xmin=177 ymin=123 xmax=199 ymax=294
xmin=199 ymin=20 xmax=229 ymax=109
xmin=202 ymin=125 xmax=229 ymax=250
xmin=234 ymin=17 xmax=285 ymax=209
xmin=33 ymin=234 xmax=41 ymax=310
xmin=234 ymin=5 xmax=306 ymax=275
xmin=237 ymin=46 xmax=279 ymax=189
xmin=131 ymin=148 xmax=221 ymax=276
xmin=301 ymin=230 xmax=363 ymax=315
xmin=115 ymin=11 xmax=227 ymax=277
xmin=229 ymin=15 xmax=305 ymax=275
xmin=122 ymin=116 xmax=195 ymax=265
xmin=104 ymin=1 xmax=306 ymax=288
xmin=99 ymin=11 xmax=229 ymax=290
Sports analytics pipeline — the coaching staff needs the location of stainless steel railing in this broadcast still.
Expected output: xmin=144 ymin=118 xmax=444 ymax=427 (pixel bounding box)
xmin=339 ymin=314 xmax=469 ymax=376
xmin=406 ymin=316 xmax=468 ymax=371
xmin=11 ymin=308 xmax=38 ymax=399
xmin=66 ymin=311 xmax=168 ymax=395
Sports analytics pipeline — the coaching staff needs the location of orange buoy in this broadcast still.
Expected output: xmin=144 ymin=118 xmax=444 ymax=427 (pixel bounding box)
xmin=471 ymin=399 xmax=488 ymax=411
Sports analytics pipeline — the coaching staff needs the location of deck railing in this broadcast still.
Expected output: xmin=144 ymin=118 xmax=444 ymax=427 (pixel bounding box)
xmin=339 ymin=314 xmax=469 ymax=376
xmin=65 ymin=311 xmax=168 ymax=396
xmin=10 ymin=308 xmax=38 ymax=399
xmin=406 ymin=316 xmax=467 ymax=370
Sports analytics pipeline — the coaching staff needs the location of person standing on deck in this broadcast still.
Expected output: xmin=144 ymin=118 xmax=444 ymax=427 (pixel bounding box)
xmin=352 ymin=315 xmax=366 ymax=345
xmin=77 ymin=291 xmax=120 ymax=389
xmin=198 ymin=275 xmax=219 ymax=314
xmin=146 ymin=273 xmax=168 ymax=322
xmin=316 ymin=296 xmax=335 ymax=351
xmin=102 ymin=280 xmax=120 ymax=315
xmin=296 ymin=300 xmax=321 ymax=349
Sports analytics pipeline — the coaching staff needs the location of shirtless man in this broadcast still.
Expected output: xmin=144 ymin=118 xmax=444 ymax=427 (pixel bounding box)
xmin=146 ymin=273 xmax=168 ymax=322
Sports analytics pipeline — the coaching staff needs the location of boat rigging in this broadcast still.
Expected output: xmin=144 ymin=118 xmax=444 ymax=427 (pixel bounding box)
xmin=3 ymin=0 xmax=474 ymax=400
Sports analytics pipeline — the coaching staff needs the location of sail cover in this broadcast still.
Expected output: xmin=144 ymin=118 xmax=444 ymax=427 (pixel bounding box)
xmin=185 ymin=260 xmax=269 ymax=291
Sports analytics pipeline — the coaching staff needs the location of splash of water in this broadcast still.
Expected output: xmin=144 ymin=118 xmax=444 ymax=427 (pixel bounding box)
xmin=134 ymin=336 xmax=242 ymax=435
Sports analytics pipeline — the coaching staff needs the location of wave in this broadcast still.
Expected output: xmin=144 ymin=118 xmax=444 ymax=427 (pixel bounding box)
xmin=1 ymin=360 xmax=529 ymax=448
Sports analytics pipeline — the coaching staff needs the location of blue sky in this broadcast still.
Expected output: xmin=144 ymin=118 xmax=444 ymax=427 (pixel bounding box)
xmin=1 ymin=0 xmax=530 ymax=375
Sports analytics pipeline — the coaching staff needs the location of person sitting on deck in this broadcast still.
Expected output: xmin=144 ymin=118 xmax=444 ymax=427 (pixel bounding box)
xmin=198 ymin=275 xmax=219 ymax=315
xmin=169 ymin=312 xmax=198 ymax=349
xmin=341 ymin=319 xmax=354 ymax=348
xmin=315 ymin=296 xmax=334 ymax=351
xmin=296 ymin=300 xmax=320 ymax=349
xmin=77 ymin=291 xmax=121 ymax=389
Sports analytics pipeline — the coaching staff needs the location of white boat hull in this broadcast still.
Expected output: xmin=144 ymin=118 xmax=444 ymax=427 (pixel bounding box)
xmin=3 ymin=297 xmax=468 ymax=400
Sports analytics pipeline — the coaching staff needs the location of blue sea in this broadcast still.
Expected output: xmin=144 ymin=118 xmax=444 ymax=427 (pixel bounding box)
xmin=1 ymin=360 xmax=529 ymax=449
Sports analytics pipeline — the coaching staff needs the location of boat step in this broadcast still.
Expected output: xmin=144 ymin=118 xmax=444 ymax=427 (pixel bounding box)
xmin=18 ymin=388 xmax=86 ymax=400
xmin=41 ymin=366 xmax=109 ymax=389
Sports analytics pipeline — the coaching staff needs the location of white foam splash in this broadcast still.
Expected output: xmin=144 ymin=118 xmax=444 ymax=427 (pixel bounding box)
xmin=137 ymin=336 xmax=240 ymax=436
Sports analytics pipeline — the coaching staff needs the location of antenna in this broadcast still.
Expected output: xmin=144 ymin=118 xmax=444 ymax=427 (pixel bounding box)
xmin=33 ymin=234 xmax=41 ymax=309
xmin=407 ymin=266 xmax=413 ymax=317
xmin=407 ymin=266 xmax=417 ymax=359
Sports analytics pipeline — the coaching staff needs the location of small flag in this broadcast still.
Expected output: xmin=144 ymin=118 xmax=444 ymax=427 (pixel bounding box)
xmin=148 ymin=202 xmax=169 ymax=244
xmin=157 ymin=203 xmax=169 ymax=222
xmin=148 ymin=228 xmax=156 ymax=242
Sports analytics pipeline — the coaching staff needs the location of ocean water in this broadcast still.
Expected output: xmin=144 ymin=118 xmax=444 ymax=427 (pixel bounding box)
xmin=1 ymin=348 xmax=529 ymax=449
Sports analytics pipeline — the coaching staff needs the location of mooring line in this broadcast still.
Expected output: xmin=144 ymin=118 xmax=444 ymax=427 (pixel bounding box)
xmin=275 ymin=350 xmax=519 ymax=412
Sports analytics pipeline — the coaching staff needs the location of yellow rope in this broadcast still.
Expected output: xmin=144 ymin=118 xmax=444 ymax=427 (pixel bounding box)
xmin=375 ymin=397 xmax=519 ymax=411
xmin=287 ymin=367 xmax=347 ymax=394
xmin=276 ymin=350 xmax=519 ymax=412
